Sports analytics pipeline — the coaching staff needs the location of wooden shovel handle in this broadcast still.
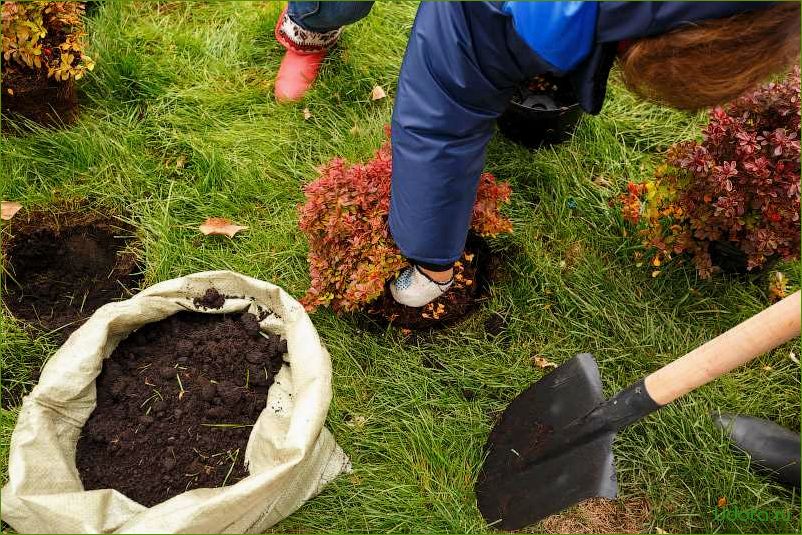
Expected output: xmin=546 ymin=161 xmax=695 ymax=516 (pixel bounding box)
xmin=644 ymin=291 xmax=801 ymax=406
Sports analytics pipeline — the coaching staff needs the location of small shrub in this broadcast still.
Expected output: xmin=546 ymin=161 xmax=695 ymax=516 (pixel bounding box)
xmin=2 ymin=1 xmax=94 ymax=90
xmin=299 ymin=140 xmax=513 ymax=312
xmin=620 ymin=68 xmax=800 ymax=278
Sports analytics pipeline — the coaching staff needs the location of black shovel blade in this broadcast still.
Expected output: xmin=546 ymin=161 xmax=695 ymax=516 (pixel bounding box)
xmin=476 ymin=353 xmax=617 ymax=530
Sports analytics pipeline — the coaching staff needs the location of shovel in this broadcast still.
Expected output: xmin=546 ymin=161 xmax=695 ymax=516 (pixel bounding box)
xmin=475 ymin=291 xmax=801 ymax=530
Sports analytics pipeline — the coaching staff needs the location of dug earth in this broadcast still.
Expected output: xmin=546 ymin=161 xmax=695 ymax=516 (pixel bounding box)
xmin=76 ymin=297 xmax=287 ymax=507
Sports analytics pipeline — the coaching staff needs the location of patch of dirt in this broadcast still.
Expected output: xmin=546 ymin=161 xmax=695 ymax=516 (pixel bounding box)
xmin=1 ymin=209 xmax=142 ymax=340
xmin=194 ymin=287 xmax=226 ymax=309
xmin=367 ymin=234 xmax=499 ymax=330
xmin=484 ymin=312 xmax=507 ymax=337
xmin=76 ymin=310 xmax=287 ymax=507
xmin=534 ymin=497 xmax=651 ymax=534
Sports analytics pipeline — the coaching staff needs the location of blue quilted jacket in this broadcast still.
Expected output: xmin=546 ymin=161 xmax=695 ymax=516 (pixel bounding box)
xmin=388 ymin=1 xmax=774 ymax=265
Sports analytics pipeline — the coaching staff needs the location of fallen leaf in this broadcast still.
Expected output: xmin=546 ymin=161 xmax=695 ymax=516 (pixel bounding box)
xmin=790 ymin=351 xmax=798 ymax=364
xmin=175 ymin=155 xmax=187 ymax=170
xmin=717 ymin=496 xmax=727 ymax=508
xmin=303 ymin=107 xmax=312 ymax=120
xmin=370 ymin=85 xmax=386 ymax=101
xmin=6 ymin=88 xmax=13 ymax=96
xmin=1 ymin=201 xmax=22 ymax=220
xmin=533 ymin=356 xmax=557 ymax=369
xmin=345 ymin=415 xmax=367 ymax=430
xmin=199 ymin=217 xmax=248 ymax=238
xmin=768 ymin=271 xmax=788 ymax=302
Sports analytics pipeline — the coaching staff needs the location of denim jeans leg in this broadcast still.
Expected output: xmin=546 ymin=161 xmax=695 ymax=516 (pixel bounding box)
xmin=288 ymin=2 xmax=374 ymax=33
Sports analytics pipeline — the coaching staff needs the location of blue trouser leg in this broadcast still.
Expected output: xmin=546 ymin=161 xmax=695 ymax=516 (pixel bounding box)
xmin=288 ymin=2 xmax=375 ymax=32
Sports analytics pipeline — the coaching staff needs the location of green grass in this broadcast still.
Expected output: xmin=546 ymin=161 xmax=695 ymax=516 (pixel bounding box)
xmin=1 ymin=1 xmax=799 ymax=533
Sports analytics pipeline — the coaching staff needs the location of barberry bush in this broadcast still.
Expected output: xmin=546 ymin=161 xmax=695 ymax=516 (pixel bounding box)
xmin=2 ymin=1 xmax=94 ymax=90
xmin=619 ymin=68 xmax=800 ymax=278
xmin=299 ymin=140 xmax=513 ymax=312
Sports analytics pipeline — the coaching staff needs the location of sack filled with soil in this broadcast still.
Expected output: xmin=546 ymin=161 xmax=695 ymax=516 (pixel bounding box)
xmin=1 ymin=271 xmax=349 ymax=534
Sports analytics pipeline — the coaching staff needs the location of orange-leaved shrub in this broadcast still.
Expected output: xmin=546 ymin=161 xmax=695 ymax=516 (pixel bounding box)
xmin=299 ymin=140 xmax=512 ymax=312
xmin=2 ymin=1 xmax=94 ymax=89
xmin=619 ymin=68 xmax=800 ymax=277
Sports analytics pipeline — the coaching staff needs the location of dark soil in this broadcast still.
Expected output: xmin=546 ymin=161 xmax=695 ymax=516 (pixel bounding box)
xmin=1 ymin=210 xmax=142 ymax=339
xmin=76 ymin=310 xmax=288 ymax=507
xmin=367 ymin=234 xmax=498 ymax=330
xmin=483 ymin=312 xmax=507 ymax=337
xmin=194 ymin=288 xmax=226 ymax=309
xmin=2 ymin=27 xmax=80 ymax=130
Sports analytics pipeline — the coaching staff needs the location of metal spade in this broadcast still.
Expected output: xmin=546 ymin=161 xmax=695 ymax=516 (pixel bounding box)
xmin=476 ymin=291 xmax=800 ymax=530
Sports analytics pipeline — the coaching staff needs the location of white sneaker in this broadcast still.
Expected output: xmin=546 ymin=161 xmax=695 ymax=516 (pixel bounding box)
xmin=390 ymin=265 xmax=453 ymax=308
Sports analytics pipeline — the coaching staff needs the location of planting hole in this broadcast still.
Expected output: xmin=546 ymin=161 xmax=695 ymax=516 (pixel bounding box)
xmin=367 ymin=234 xmax=500 ymax=331
xmin=1 ymin=209 xmax=142 ymax=338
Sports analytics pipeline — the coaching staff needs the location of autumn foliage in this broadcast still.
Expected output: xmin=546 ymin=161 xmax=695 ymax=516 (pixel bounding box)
xmin=299 ymin=140 xmax=512 ymax=312
xmin=2 ymin=1 xmax=94 ymax=88
xmin=620 ymin=69 xmax=801 ymax=277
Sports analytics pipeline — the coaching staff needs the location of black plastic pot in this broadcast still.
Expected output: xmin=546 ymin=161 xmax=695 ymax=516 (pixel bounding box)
xmin=497 ymin=86 xmax=583 ymax=149
xmin=709 ymin=241 xmax=777 ymax=275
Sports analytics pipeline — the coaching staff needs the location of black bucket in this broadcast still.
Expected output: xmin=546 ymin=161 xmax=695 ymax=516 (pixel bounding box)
xmin=709 ymin=241 xmax=777 ymax=276
xmin=497 ymin=83 xmax=583 ymax=149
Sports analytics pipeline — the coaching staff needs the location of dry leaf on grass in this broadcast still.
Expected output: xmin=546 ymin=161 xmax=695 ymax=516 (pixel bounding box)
xmin=1 ymin=201 xmax=22 ymax=221
xmin=303 ymin=107 xmax=312 ymax=120
xmin=198 ymin=217 xmax=248 ymax=238
xmin=345 ymin=415 xmax=367 ymax=430
xmin=768 ymin=271 xmax=788 ymax=302
xmin=370 ymin=85 xmax=386 ymax=101
xmin=533 ymin=356 xmax=557 ymax=369
xmin=790 ymin=351 xmax=798 ymax=364
xmin=174 ymin=155 xmax=187 ymax=170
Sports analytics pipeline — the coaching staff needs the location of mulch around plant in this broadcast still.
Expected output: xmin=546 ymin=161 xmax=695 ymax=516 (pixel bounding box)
xmin=1 ymin=209 xmax=142 ymax=339
xmin=367 ymin=234 xmax=500 ymax=331
xmin=76 ymin=304 xmax=287 ymax=507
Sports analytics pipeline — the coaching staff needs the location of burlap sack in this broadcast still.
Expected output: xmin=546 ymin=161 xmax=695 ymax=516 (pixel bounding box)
xmin=1 ymin=271 xmax=349 ymax=534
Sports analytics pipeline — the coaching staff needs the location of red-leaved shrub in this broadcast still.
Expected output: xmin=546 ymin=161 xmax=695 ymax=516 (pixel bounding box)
xmin=299 ymin=140 xmax=512 ymax=312
xmin=620 ymin=68 xmax=800 ymax=277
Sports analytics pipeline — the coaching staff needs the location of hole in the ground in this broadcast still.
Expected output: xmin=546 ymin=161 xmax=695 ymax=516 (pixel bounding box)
xmin=365 ymin=234 xmax=500 ymax=331
xmin=2 ymin=208 xmax=143 ymax=340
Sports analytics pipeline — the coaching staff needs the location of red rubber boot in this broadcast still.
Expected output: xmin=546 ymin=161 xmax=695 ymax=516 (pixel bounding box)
xmin=274 ymin=48 xmax=327 ymax=103
xmin=274 ymin=8 xmax=341 ymax=103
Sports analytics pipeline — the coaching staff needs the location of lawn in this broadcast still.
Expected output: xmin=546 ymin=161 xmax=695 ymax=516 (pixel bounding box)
xmin=1 ymin=1 xmax=799 ymax=533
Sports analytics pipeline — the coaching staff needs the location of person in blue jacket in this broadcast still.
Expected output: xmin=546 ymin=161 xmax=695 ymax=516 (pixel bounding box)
xmin=389 ymin=1 xmax=800 ymax=307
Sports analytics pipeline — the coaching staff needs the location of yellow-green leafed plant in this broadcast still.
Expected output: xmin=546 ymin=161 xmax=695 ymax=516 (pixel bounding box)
xmin=2 ymin=1 xmax=94 ymax=88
